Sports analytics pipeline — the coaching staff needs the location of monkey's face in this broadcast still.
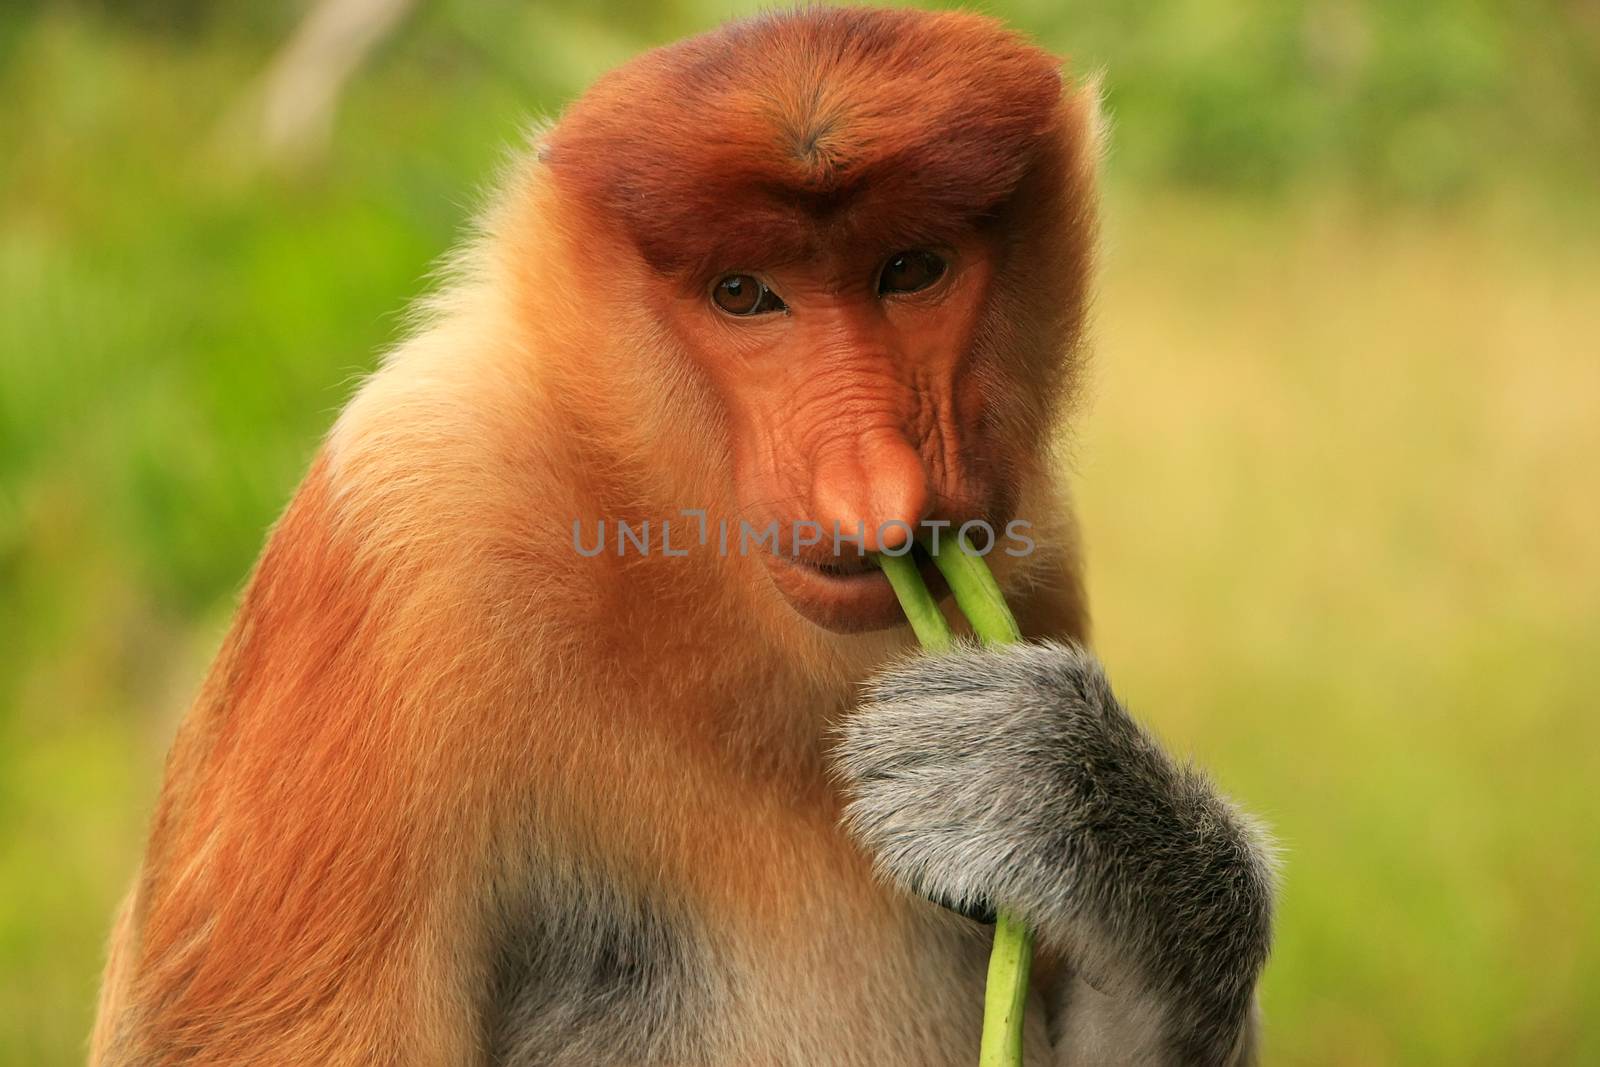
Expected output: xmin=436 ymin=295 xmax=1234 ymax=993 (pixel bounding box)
xmin=541 ymin=8 xmax=1086 ymax=633
xmin=661 ymin=232 xmax=1013 ymax=633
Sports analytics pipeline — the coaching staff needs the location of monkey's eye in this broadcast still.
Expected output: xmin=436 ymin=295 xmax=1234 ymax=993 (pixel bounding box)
xmin=878 ymin=250 xmax=947 ymax=295
xmin=712 ymin=274 xmax=787 ymax=316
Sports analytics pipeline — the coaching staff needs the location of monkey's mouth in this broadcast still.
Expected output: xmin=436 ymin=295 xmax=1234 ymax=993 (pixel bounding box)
xmin=798 ymin=556 xmax=876 ymax=578
xmin=768 ymin=547 xmax=949 ymax=633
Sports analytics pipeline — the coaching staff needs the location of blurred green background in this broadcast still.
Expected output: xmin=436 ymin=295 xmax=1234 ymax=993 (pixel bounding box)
xmin=2 ymin=1 xmax=1597 ymax=1063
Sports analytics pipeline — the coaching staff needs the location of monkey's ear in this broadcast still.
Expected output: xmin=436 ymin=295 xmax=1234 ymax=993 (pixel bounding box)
xmin=524 ymin=118 xmax=556 ymax=165
xmin=1060 ymin=71 xmax=1110 ymax=180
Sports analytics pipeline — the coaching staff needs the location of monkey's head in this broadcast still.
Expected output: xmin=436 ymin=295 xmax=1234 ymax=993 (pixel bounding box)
xmin=541 ymin=8 xmax=1099 ymax=633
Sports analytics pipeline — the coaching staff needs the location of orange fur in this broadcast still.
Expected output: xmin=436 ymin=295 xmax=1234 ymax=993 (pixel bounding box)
xmin=95 ymin=9 xmax=1100 ymax=1064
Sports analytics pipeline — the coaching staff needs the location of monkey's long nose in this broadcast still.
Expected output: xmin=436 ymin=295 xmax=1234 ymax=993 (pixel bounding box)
xmin=810 ymin=430 xmax=930 ymax=553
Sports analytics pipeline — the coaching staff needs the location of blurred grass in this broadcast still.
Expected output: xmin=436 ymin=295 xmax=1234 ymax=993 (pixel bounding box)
xmin=1083 ymin=196 xmax=1600 ymax=1063
xmin=1 ymin=3 xmax=1597 ymax=1065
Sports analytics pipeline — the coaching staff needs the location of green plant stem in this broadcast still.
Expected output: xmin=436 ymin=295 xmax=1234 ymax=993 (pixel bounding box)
xmin=875 ymin=550 xmax=952 ymax=650
xmin=927 ymin=535 xmax=1023 ymax=645
xmin=875 ymin=536 xmax=1034 ymax=1067
xmin=978 ymin=910 xmax=1035 ymax=1067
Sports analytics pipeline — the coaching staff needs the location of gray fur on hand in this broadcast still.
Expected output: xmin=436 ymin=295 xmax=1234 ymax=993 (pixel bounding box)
xmin=833 ymin=641 xmax=1276 ymax=1066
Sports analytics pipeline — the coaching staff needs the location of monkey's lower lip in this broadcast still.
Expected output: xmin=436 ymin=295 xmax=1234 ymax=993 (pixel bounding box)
xmin=766 ymin=551 xmax=949 ymax=633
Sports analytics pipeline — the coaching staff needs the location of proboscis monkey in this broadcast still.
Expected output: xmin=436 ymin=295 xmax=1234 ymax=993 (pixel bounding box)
xmin=92 ymin=8 xmax=1275 ymax=1066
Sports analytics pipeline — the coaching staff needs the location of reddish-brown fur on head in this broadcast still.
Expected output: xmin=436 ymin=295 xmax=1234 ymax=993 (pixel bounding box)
xmin=544 ymin=7 xmax=1065 ymax=278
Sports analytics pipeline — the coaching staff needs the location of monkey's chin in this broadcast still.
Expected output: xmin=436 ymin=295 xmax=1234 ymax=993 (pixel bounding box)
xmin=763 ymin=553 xmax=949 ymax=634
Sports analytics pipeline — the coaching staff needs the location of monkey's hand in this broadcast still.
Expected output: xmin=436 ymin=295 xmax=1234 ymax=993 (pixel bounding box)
xmin=833 ymin=641 xmax=1276 ymax=1067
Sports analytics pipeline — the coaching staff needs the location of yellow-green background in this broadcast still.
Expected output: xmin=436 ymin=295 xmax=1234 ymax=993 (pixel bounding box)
xmin=2 ymin=2 xmax=1596 ymax=1064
